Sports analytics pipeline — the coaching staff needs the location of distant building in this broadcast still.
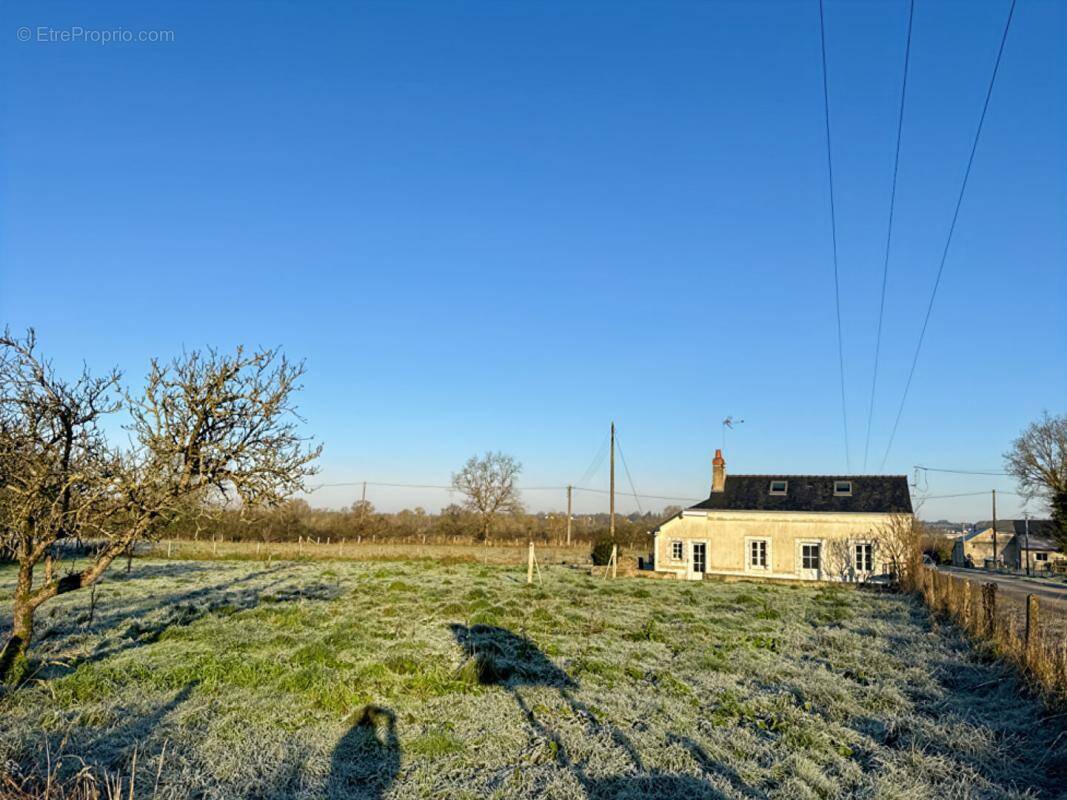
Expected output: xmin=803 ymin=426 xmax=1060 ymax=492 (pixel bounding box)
xmin=952 ymin=519 xmax=1065 ymax=571
xmin=649 ymin=450 xmax=912 ymax=582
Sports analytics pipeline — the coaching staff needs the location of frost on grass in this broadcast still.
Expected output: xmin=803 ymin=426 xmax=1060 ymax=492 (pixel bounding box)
xmin=0 ymin=558 xmax=1064 ymax=799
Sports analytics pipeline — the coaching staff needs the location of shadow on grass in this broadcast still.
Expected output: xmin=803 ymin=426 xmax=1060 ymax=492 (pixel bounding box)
xmin=7 ymin=681 xmax=198 ymax=795
xmin=326 ymin=704 xmax=400 ymax=800
xmin=448 ymin=623 xmax=741 ymax=799
xmin=449 ymin=623 xmax=575 ymax=688
xmin=24 ymin=565 xmax=347 ymax=681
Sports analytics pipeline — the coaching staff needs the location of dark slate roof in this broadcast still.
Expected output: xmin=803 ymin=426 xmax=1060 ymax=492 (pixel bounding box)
xmin=968 ymin=520 xmax=1062 ymax=551
xmin=1022 ymin=536 xmax=1062 ymax=552
xmin=1011 ymin=519 xmax=1058 ymax=540
xmin=688 ymin=475 xmax=912 ymax=514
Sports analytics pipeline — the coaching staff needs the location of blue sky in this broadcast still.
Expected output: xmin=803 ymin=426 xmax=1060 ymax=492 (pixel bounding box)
xmin=1 ymin=1 xmax=1063 ymax=521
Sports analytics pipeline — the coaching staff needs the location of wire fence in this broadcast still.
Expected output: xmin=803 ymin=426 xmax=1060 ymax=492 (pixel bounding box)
xmin=914 ymin=566 xmax=1067 ymax=702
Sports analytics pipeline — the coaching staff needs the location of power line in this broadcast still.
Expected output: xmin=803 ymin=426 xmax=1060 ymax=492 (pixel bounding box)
xmin=818 ymin=0 xmax=851 ymax=472
xmin=863 ymin=0 xmax=915 ymax=471
xmin=919 ymin=490 xmax=1021 ymax=500
xmin=915 ymin=465 xmax=1010 ymax=476
xmin=614 ymin=433 xmax=643 ymax=514
xmin=573 ymin=486 xmax=699 ymax=504
xmin=880 ymin=0 xmax=1018 ymax=469
xmin=576 ymin=431 xmax=610 ymax=488
xmin=311 ymin=480 xmax=570 ymax=493
xmin=311 ymin=480 xmax=454 ymax=492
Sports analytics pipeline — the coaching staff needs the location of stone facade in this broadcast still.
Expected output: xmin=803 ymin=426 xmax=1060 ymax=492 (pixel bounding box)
xmin=652 ymin=509 xmax=906 ymax=582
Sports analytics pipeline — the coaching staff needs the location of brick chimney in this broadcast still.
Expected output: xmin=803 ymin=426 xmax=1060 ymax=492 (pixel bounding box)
xmin=712 ymin=449 xmax=726 ymax=493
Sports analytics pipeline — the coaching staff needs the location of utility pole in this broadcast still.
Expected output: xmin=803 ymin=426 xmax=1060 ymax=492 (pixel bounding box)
xmin=991 ymin=489 xmax=997 ymax=570
xmin=566 ymin=485 xmax=573 ymax=546
xmin=1024 ymin=512 xmax=1031 ymax=576
xmin=609 ymin=421 xmax=616 ymax=542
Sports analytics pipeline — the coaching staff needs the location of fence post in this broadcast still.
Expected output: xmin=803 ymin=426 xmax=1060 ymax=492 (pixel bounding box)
xmin=961 ymin=579 xmax=972 ymax=631
xmin=1025 ymin=594 xmax=1039 ymax=664
xmin=983 ymin=582 xmax=998 ymax=637
xmin=611 ymin=544 xmax=618 ymax=580
xmin=527 ymin=542 xmax=534 ymax=584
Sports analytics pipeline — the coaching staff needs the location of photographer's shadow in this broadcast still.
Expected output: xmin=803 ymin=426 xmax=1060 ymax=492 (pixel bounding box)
xmin=326 ymin=705 xmax=400 ymax=800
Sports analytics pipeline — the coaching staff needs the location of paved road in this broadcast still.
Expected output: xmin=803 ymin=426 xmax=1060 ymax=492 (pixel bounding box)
xmin=937 ymin=565 xmax=1067 ymax=609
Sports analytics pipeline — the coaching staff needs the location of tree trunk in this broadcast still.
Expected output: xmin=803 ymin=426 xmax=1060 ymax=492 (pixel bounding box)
xmin=1 ymin=538 xmax=129 ymax=683
xmin=0 ymin=592 xmax=34 ymax=684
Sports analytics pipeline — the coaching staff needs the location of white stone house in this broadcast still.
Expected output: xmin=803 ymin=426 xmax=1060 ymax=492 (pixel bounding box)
xmin=650 ymin=450 xmax=913 ymax=582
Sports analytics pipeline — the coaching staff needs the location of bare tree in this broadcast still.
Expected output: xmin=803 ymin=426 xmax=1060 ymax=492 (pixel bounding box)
xmin=873 ymin=514 xmax=924 ymax=590
xmin=824 ymin=538 xmax=856 ymax=583
xmin=1004 ymin=411 xmax=1067 ymax=544
xmin=451 ymin=452 xmax=523 ymax=541
xmin=0 ymin=332 xmax=320 ymax=682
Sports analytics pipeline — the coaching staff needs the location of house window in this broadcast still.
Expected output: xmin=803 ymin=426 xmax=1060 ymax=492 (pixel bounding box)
xmin=853 ymin=542 xmax=874 ymax=573
xmin=769 ymin=480 xmax=788 ymax=495
xmin=834 ymin=481 xmax=853 ymax=496
xmin=749 ymin=539 xmax=769 ymax=569
xmin=801 ymin=543 xmax=821 ymax=570
xmin=670 ymin=540 xmax=684 ymax=560
xmin=1035 ymin=552 xmax=1048 ymax=562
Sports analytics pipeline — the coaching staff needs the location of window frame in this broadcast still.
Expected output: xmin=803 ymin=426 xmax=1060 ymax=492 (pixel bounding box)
xmin=670 ymin=540 xmax=685 ymax=561
xmin=746 ymin=537 xmax=771 ymax=571
xmin=800 ymin=542 xmax=821 ymax=571
xmin=768 ymin=480 xmax=789 ymax=496
xmin=833 ymin=480 xmax=853 ymax=497
xmin=852 ymin=541 xmax=874 ymax=574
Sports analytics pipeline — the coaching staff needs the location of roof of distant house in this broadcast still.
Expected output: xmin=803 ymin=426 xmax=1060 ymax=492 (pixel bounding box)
xmin=686 ymin=475 xmax=912 ymax=515
xmin=961 ymin=520 xmax=1062 ymax=551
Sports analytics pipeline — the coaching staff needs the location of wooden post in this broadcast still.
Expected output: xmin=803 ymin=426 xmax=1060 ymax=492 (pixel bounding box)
xmin=991 ymin=489 xmax=997 ymax=569
xmin=256 ymin=542 xmax=261 ymax=556
xmin=611 ymin=544 xmax=618 ymax=579
xmin=1025 ymin=594 xmax=1039 ymax=661
xmin=566 ymin=485 xmax=573 ymax=547
xmin=212 ymin=537 xmax=217 ymax=557
xmin=983 ymin=582 xmax=997 ymax=636
xmin=527 ymin=542 xmax=535 ymax=584
xmin=167 ymin=541 xmax=172 ymax=558
xmin=609 ymin=422 xmax=616 ymax=542
xmin=961 ymin=578 xmax=972 ymax=631
xmin=1023 ymin=514 xmax=1031 ymax=576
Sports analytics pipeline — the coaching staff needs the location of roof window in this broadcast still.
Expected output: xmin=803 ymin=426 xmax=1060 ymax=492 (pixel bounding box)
xmin=834 ymin=480 xmax=853 ymax=496
xmin=769 ymin=480 xmax=788 ymax=495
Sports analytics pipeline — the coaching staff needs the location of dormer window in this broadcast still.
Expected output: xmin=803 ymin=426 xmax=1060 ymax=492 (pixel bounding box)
xmin=769 ymin=480 xmax=788 ymax=495
xmin=834 ymin=480 xmax=853 ymax=496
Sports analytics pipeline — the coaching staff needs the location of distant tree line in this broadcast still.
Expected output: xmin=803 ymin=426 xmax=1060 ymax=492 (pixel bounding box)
xmin=159 ymin=499 xmax=674 ymax=548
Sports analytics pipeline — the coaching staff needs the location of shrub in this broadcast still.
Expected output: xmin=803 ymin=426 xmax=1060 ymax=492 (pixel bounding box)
xmin=921 ymin=535 xmax=953 ymax=565
xmin=591 ymin=539 xmax=620 ymax=566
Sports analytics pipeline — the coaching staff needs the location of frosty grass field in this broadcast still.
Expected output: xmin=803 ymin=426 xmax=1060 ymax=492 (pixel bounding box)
xmin=1 ymin=557 xmax=1065 ymax=799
